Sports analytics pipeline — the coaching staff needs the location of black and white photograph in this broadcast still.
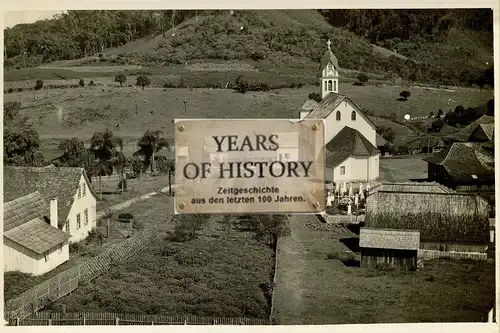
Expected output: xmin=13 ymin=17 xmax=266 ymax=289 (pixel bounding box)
xmin=2 ymin=4 xmax=498 ymax=329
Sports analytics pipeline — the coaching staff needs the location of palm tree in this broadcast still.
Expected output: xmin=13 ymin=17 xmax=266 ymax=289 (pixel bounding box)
xmin=90 ymin=129 xmax=123 ymax=194
xmin=136 ymin=130 xmax=169 ymax=173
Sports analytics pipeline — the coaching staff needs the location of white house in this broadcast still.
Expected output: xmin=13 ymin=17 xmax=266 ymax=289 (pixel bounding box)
xmin=3 ymin=192 xmax=71 ymax=275
xmin=300 ymin=40 xmax=380 ymax=183
xmin=4 ymin=166 xmax=99 ymax=243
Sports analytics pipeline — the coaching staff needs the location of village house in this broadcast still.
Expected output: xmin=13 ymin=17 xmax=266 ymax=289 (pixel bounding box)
xmin=365 ymin=182 xmax=490 ymax=256
xmin=3 ymin=192 xmax=71 ymax=275
xmin=299 ymin=40 xmax=380 ymax=183
xmin=443 ymin=115 xmax=494 ymax=145
xmin=359 ymin=228 xmax=420 ymax=271
xmin=4 ymin=166 xmax=98 ymax=243
xmin=423 ymin=142 xmax=495 ymax=193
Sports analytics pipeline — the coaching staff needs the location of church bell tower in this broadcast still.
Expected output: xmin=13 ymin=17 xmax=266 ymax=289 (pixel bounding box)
xmin=320 ymin=39 xmax=339 ymax=99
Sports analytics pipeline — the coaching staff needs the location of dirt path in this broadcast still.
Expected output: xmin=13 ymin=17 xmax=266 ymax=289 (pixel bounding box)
xmin=96 ymin=185 xmax=176 ymax=220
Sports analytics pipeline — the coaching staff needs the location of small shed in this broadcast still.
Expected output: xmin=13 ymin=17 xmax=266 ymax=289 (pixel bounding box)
xmin=360 ymin=228 xmax=420 ymax=270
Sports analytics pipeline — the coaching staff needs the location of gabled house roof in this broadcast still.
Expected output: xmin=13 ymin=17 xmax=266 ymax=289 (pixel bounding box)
xmin=303 ymin=92 xmax=377 ymax=129
xmin=325 ymin=126 xmax=379 ymax=168
xmin=319 ymin=50 xmax=339 ymax=70
xmin=4 ymin=192 xmax=71 ymax=254
xmin=299 ymin=99 xmax=319 ymax=112
xmin=4 ymin=167 xmax=98 ymax=227
xmin=444 ymin=115 xmax=494 ymax=144
xmin=423 ymin=142 xmax=495 ymax=184
xmin=376 ymin=133 xmax=387 ymax=147
xmin=360 ymin=228 xmax=420 ymax=250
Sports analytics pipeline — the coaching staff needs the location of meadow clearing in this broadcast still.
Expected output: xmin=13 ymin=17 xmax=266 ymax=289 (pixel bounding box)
xmin=272 ymin=215 xmax=495 ymax=324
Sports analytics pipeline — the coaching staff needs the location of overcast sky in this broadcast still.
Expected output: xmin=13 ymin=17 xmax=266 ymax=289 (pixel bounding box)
xmin=4 ymin=11 xmax=66 ymax=29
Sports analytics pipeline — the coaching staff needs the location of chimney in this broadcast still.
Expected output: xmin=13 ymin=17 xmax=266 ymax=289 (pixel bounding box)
xmin=49 ymin=198 xmax=58 ymax=228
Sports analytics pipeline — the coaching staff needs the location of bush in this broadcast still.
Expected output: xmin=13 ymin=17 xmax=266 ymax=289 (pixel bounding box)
xmin=399 ymin=90 xmax=411 ymax=100
xmin=7 ymin=88 xmax=14 ymax=93
xmin=69 ymin=242 xmax=85 ymax=253
xmin=136 ymin=75 xmax=151 ymax=89
xmin=431 ymin=119 xmax=444 ymax=132
xmin=117 ymin=179 xmax=128 ymax=191
xmin=118 ymin=213 xmax=134 ymax=220
xmin=79 ymin=79 xmax=85 ymax=87
xmin=308 ymin=92 xmax=322 ymax=102
xmin=35 ymin=79 xmax=43 ymax=90
xmin=357 ymin=73 xmax=369 ymax=85
xmin=89 ymin=80 xmax=95 ymax=86
xmin=115 ymin=73 xmax=127 ymax=86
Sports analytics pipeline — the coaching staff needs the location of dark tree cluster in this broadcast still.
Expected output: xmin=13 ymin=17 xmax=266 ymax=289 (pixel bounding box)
xmin=443 ymin=99 xmax=494 ymax=127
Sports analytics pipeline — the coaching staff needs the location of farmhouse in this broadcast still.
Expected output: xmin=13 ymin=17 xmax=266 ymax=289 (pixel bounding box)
xmin=365 ymin=182 xmax=490 ymax=254
xmin=299 ymin=40 xmax=380 ymax=183
xmin=359 ymin=228 xmax=420 ymax=271
xmin=443 ymin=115 xmax=494 ymax=144
xmin=423 ymin=142 xmax=495 ymax=193
xmin=4 ymin=166 xmax=98 ymax=243
xmin=3 ymin=192 xmax=70 ymax=275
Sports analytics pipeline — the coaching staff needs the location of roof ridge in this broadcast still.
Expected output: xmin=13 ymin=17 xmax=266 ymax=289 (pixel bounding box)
xmin=5 ymin=191 xmax=44 ymax=205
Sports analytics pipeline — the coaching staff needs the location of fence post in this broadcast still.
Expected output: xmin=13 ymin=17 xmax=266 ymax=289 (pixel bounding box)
xmin=83 ymin=316 xmax=86 ymax=325
xmin=115 ymin=317 xmax=119 ymax=325
xmin=16 ymin=318 xmax=20 ymax=326
xmin=151 ymin=321 xmax=154 ymax=325
xmin=48 ymin=319 xmax=52 ymax=326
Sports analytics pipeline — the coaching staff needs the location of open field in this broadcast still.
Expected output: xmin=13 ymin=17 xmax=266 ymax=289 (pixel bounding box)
xmin=272 ymin=215 xmax=495 ymax=324
xmin=379 ymin=155 xmax=429 ymax=182
xmin=44 ymin=204 xmax=275 ymax=319
xmin=5 ymin=84 xmax=492 ymax=141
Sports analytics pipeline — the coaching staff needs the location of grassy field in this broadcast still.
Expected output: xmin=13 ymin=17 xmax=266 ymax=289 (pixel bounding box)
xmin=272 ymin=215 xmax=495 ymax=324
xmin=45 ymin=200 xmax=275 ymax=319
xmin=5 ymin=83 xmax=492 ymax=142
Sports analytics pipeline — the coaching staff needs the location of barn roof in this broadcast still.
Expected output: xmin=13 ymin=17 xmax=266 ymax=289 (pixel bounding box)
xmin=299 ymin=99 xmax=319 ymax=111
xmin=319 ymin=49 xmax=339 ymax=70
xmin=368 ymin=182 xmax=455 ymax=195
xmin=365 ymin=191 xmax=490 ymax=243
xmin=444 ymin=115 xmax=494 ymax=144
xmin=3 ymin=192 xmax=49 ymax=232
xmin=360 ymin=228 xmax=420 ymax=250
xmin=4 ymin=192 xmax=70 ymax=254
xmin=4 ymin=166 xmax=98 ymax=227
xmin=423 ymin=142 xmax=495 ymax=184
xmin=325 ymin=126 xmax=379 ymax=168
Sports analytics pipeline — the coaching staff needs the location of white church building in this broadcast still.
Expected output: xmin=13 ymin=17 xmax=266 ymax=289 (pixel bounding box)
xmin=299 ymin=40 xmax=380 ymax=184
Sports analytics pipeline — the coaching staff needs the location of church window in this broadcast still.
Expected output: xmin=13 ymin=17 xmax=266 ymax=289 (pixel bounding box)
xmin=334 ymin=81 xmax=337 ymax=91
xmin=324 ymin=81 xmax=327 ymax=91
xmin=351 ymin=111 xmax=356 ymax=121
xmin=327 ymin=63 xmax=333 ymax=71
xmin=336 ymin=111 xmax=341 ymax=121
xmin=328 ymin=80 xmax=332 ymax=91
xmin=340 ymin=166 xmax=345 ymax=175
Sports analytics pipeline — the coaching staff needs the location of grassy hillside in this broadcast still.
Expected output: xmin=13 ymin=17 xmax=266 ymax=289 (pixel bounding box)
xmin=5 ymin=10 xmax=492 ymax=87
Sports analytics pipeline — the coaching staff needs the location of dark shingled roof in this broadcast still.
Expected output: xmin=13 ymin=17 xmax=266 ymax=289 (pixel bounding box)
xmin=319 ymin=50 xmax=339 ymax=71
xmin=303 ymin=93 xmax=377 ymax=128
xmin=4 ymin=192 xmax=49 ymax=232
xmin=423 ymin=142 xmax=495 ymax=184
xmin=299 ymin=99 xmax=319 ymax=111
xmin=369 ymin=182 xmax=455 ymax=195
xmin=4 ymin=167 xmax=98 ymax=227
xmin=360 ymin=228 xmax=420 ymax=250
xmin=4 ymin=192 xmax=71 ymax=254
xmin=325 ymin=126 xmax=379 ymax=168
xmin=444 ymin=115 xmax=494 ymax=144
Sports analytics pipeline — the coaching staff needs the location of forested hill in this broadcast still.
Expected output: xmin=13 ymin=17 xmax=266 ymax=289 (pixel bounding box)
xmin=4 ymin=9 xmax=494 ymax=87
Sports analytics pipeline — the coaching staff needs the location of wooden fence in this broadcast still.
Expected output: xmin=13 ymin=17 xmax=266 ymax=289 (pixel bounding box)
xmin=5 ymin=223 xmax=164 ymax=320
xmin=9 ymin=312 xmax=269 ymax=326
xmin=418 ymin=249 xmax=487 ymax=261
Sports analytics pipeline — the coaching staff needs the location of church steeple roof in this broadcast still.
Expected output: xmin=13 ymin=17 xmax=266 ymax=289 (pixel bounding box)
xmin=319 ymin=39 xmax=339 ymax=70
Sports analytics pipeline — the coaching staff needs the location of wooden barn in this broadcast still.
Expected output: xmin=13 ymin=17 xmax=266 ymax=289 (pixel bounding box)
xmin=359 ymin=228 xmax=420 ymax=270
xmin=366 ymin=182 xmax=490 ymax=255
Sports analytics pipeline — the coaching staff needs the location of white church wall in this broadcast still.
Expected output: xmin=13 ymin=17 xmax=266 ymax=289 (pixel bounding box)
xmin=323 ymin=100 xmax=377 ymax=146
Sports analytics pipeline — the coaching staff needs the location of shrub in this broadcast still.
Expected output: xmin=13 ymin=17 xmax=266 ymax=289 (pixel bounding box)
xmin=115 ymin=73 xmax=127 ymax=86
xmin=7 ymin=88 xmax=14 ymax=93
xmin=35 ymin=80 xmax=43 ymax=90
xmin=136 ymin=75 xmax=151 ymax=89
xmin=118 ymin=213 xmax=134 ymax=220
xmin=117 ymin=179 xmax=128 ymax=191
xmin=79 ymin=79 xmax=85 ymax=87
xmin=399 ymin=90 xmax=411 ymax=100
xmin=357 ymin=73 xmax=369 ymax=85
xmin=69 ymin=242 xmax=85 ymax=253
xmin=431 ymin=119 xmax=444 ymax=132
xmin=308 ymin=92 xmax=322 ymax=103
xmin=89 ymin=80 xmax=95 ymax=86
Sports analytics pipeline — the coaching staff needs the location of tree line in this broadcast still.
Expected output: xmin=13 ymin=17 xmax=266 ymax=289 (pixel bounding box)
xmin=3 ymin=101 xmax=173 ymax=194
